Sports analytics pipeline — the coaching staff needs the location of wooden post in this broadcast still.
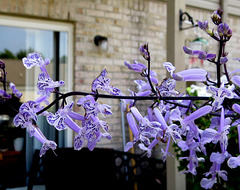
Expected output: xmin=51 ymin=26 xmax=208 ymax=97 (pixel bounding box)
xmin=166 ymin=0 xmax=186 ymax=190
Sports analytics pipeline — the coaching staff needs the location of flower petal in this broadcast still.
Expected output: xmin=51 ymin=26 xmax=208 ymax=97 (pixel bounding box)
xmin=130 ymin=107 xmax=143 ymax=121
xmin=227 ymin=156 xmax=240 ymax=168
xmin=182 ymin=105 xmax=212 ymax=125
xmin=39 ymin=140 xmax=57 ymax=157
xmin=163 ymin=62 xmax=175 ymax=76
xmin=231 ymin=75 xmax=240 ymax=87
xmin=178 ymin=140 xmax=189 ymax=151
xmin=126 ymin=112 xmax=139 ymax=138
xmin=173 ymin=69 xmax=207 ymax=81
xmin=153 ymin=108 xmax=168 ymax=130
xmin=200 ymin=177 xmax=216 ymax=189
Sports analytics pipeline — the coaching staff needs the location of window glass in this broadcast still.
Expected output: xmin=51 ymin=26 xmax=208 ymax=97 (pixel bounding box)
xmin=0 ymin=23 xmax=71 ymax=186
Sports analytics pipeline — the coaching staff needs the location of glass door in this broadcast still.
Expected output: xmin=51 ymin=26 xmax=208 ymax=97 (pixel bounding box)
xmin=0 ymin=17 xmax=73 ymax=188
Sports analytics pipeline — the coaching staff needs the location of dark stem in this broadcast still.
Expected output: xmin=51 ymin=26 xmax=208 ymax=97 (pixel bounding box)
xmin=146 ymin=52 xmax=157 ymax=94
xmin=216 ymin=40 xmax=223 ymax=87
xmin=2 ymin=67 xmax=7 ymax=91
xmin=222 ymin=42 xmax=231 ymax=83
xmin=35 ymin=91 xmax=219 ymax=115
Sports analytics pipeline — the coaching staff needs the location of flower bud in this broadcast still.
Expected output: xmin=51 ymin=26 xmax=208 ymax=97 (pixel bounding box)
xmin=139 ymin=43 xmax=149 ymax=60
xmin=211 ymin=9 xmax=222 ymax=25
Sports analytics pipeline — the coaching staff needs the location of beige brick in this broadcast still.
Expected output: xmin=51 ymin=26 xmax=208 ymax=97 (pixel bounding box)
xmin=86 ymin=9 xmax=104 ymax=17
xmin=74 ymin=14 xmax=96 ymax=23
xmin=10 ymin=0 xmax=18 ymax=12
xmin=96 ymin=3 xmax=113 ymax=12
xmin=95 ymin=17 xmax=114 ymax=25
xmin=104 ymin=12 xmax=122 ymax=20
xmin=25 ymin=0 xmax=33 ymax=14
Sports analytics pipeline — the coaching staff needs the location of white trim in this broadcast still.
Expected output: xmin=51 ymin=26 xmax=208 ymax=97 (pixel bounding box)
xmin=0 ymin=15 xmax=72 ymax=32
xmin=0 ymin=15 xmax=74 ymax=147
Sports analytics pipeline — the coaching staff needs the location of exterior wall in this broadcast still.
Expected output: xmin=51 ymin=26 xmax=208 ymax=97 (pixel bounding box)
xmin=1 ymin=0 xmax=240 ymax=151
xmin=0 ymin=0 xmax=167 ymax=151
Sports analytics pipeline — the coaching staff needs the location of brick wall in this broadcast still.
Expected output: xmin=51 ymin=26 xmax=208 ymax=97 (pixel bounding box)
xmin=1 ymin=0 xmax=240 ymax=151
xmin=0 ymin=0 xmax=167 ymax=151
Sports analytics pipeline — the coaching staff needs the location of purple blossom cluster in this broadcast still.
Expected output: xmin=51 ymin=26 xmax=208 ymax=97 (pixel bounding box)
xmin=0 ymin=8 xmax=240 ymax=190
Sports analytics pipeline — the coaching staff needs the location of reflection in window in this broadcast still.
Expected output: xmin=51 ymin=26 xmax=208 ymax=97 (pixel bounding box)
xmin=0 ymin=26 xmax=68 ymax=102
xmin=0 ymin=24 xmax=70 ymax=187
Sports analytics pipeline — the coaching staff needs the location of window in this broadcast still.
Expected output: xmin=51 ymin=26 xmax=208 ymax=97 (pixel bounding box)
xmin=0 ymin=15 xmax=73 ymax=185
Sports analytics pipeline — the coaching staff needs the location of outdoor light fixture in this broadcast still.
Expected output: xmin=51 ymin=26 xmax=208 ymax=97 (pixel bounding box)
xmin=179 ymin=9 xmax=198 ymax=30
xmin=94 ymin=35 xmax=108 ymax=50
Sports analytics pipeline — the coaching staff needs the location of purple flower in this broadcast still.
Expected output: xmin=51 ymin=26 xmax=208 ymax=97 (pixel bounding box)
xmin=0 ymin=89 xmax=11 ymax=99
xmin=9 ymin=82 xmax=22 ymax=98
xmin=201 ymin=161 xmax=228 ymax=189
xmin=74 ymin=128 xmax=85 ymax=150
xmin=134 ymin=80 xmax=152 ymax=92
xmin=173 ymin=69 xmax=207 ymax=81
xmin=13 ymin=111 xmax=36 ymax=136
xmin=138 ymin=138 xmax=159 ymax=158
xmin=228 ymin=155 xmax=240 ymax=168
xmin=201 ymin=108 xmax=230 ymax=152
xmin=19 ymin=101 xmax=39 ymax=121
xmin=47 ymin=101 xmax=83 ymax=132
xmin=92 ymin=69 xmax=121 ymax=95
xmin=218 ymin=23 xmax=232 ymax=40
xmin=163 ymin=62 xmax=175 ymax=76
xmin=34 ymin=127 xmax=57 ymax=157
xmin=210 ymin=152 xmax=228 ymax=164
xmin=126 ymin=112 xmax=139 ymax=139
xmin=198 ymin=21 xmax=209 ymax=31
xmin=200 ymin=177 xmax=217 ymax=189
xmin=13 ymin=97 xmax=49 ymax=137
xmin=161 ymin=137 xmax=173 ymax=161
xmin=77 ymin=95 xmax=112 ymax=119
xmin=156 ymin=78 xmax=178 ymax=96
xmin=124 ymin=107 xmax=162 ymax=152
xmin=124 ymin=60 xmax=147 ymax=73
xmin=22 ymin=52 xmax=50 ymax=70
xmin=47 ymin=101 xmax=85 ymax=144
xmin=198 ymin=51 xmax=216 ymax=60
xmin=210 ymin=115 xmax=231 ymax=130
xmin=139 ymin=43 xmax=149 ymax=60
xmin=154 ymin=107 xmax=181 ymax=143
xmin=178 ymin=130 xmax=205 ymax=175
xmin=13 ymin=98 xmax=47 ymax=137
xmin=180 ymin=150 xmax=205 ymax=175
xmin=183 ymin=46 xmax=193 ymax=55
xmin=198 ymin=21 xmax=213 ymax=36
xmin=211 ymin=9 xmax=222 ymax=25
xmin=74 ymin=116 xmax=112 ymax=151
xmin=153 ymin=107 xmax=168 ymax=130
xmin=220 ymin=57 xmax=228 ymax=64
xmin=231 ymin=75 xmax=240 ymax=87
xmin=183 ymin=46 xmax=216 ymax=61
xmin=37 ymin=72 xmax=65 ymax=99
xmin=208 ymin=83 xmax=234 ymax=112
xmin=76 ymin=96 xmax=113 ymax=150
xmin=182 ymin=105 xmax=212 ymax=126
xmin=164 ymin=62 xmax=207 ymax=82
